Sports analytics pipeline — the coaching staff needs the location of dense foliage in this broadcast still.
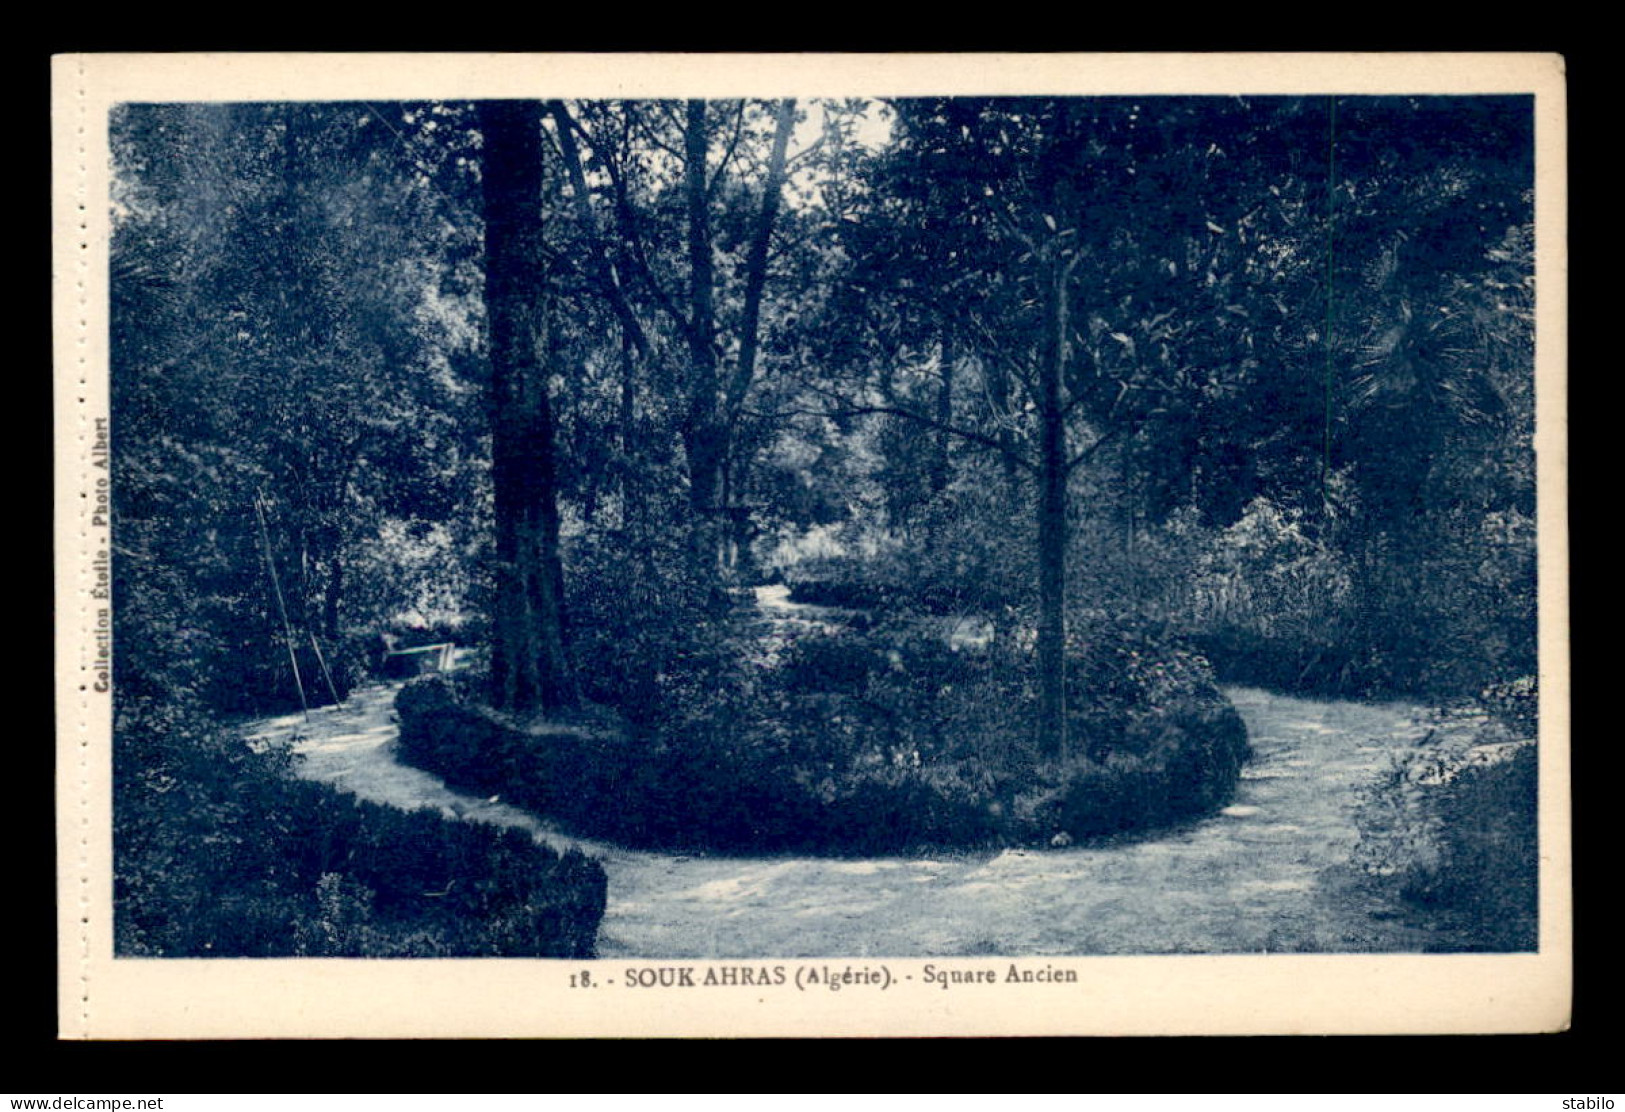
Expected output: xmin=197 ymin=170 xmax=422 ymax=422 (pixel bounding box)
xmin=782 ymin=97 xmax=1536 ymax=702
xmin=110 ymin=102 xmax=604 ymax=956
xmin=114 ymin=693 xmax=606 ymax=957
xmin=397 ymin=613 xmax=1248 ymax=853
xmin=110 ymin=94 xmax=1539 ymax=939
xmin=1349 ymin=680 xmax=1539 ymax=951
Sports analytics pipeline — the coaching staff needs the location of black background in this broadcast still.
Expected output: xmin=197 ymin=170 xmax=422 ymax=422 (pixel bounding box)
xmin=24 ymin=21 xmax=1604 ymax=1092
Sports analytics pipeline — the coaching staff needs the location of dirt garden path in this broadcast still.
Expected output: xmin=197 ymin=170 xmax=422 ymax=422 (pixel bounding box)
xmin=246 ymin=622 xmax=1462 ymax=958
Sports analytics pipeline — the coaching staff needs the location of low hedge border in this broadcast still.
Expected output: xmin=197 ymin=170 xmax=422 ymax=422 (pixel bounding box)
xmin=117 ymin=785 xmax=609 ymax=958
xmin=116 ymin=709 xmax=608 ymax=958
xmin=395 ymin=638 xmax=1252 ymax=855
xmin=281 ymin=782 xmax=609 ymax=957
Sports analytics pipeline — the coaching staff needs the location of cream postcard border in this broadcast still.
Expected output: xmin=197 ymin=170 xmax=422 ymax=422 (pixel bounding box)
xmin=52 ymin=51 xmax=1570 ymax=1039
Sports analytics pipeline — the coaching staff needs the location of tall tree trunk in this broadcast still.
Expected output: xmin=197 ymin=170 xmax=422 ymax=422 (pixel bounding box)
xmin=1036 ymin=257 xmax=1070 ymax=759
xmin=681 ymin=100 xmax=727 ymax=586
xmin=680 ymin=99 xmax=798 ymax=590
xmin=479 ymin=99 xmax=574 ymax=715
xmin=547 ymin=101 xmax=650 ymax=536
xmin=727 ymin=99 xmax=797 ymax=420
xmin=323 ymin=553 xmax=342 ymax=642
xmin=618 ymin=331 xmax=636 ymax=524
xmin=931 ymin=331 xmax=955 ymax=496
xmin=714 ymin=98 xmax=796 ymax=587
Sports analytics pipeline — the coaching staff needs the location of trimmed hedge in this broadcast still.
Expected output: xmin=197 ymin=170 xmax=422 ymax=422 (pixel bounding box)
xmin=785 ymin=569 xmax=969 ymax=616
xmin=116 ymin=702 xmax=608 ymax=958
xmin=395 ymin=617 xmax=1251 ymax=855
xmin=397 ymin=678 xmax=828 ymax=852
xmin=286 ymin=784 xmax=607 ymax=957
xmin=1012 ymin=694 xmax=1250 ymax=838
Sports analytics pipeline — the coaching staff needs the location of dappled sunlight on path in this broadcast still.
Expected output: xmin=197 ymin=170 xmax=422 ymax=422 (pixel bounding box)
xmin=244 ymin=675 xmax=1460 ymax=957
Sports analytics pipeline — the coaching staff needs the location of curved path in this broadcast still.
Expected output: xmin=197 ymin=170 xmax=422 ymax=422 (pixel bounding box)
xmin=244 ymin=673 xmax=1455 ymax=958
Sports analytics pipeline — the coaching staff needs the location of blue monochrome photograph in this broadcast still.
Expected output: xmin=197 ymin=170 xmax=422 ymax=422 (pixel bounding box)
xmin=106 ymin=93 xmax=1542 ymax=960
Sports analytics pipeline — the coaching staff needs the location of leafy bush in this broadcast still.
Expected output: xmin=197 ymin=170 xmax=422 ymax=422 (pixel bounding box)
xmin=396 ymin=613 xmax=1250 ymax=854
xmin=397 ymin=671 xmax=825 ymax=852
xmin=778 ymin=469 xmax=1036 ymax=620
xmin=1424 ymin=746 xmax=1538 ymax=926
xmin=1479 ymin=675 xmax=1538 ymax=738
xmin=565 ymin=526 xmax=745 ymax=725
xmin=783 ymin=533 xmax=1026 ymax=617
xmin=1121 ymin=494 xmax=1537 ymax=702
xmin=221 ymin=633 xmax=375 ymax=715
xmin=785 ymin=570 xmax=899 ymax=611
xmin=1186 ymin=624 xmax=1375 ymax=697
xmin=1350 ymin=707 xmax=1537 ymax=952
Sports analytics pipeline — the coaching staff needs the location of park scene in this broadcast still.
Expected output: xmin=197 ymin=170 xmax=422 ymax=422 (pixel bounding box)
xmin=109 ymin=94 xmax=1539 ymax=958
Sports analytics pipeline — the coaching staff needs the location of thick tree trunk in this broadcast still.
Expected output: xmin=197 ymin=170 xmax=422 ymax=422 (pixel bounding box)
xmin=1036 ymin=259 xmax=1070 ymax=759
xmin=479 ymin=100 xmax=574 ymax=715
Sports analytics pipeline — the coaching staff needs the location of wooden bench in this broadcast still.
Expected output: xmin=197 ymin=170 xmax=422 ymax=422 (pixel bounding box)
xmin=381 ymin=639 xmax=457 ymax=677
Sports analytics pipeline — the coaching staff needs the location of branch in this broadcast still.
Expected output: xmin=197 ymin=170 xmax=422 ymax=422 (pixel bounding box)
xmin=723 ymin=99 xmax=797 ymax=426
xmin=546 ymin=100 xmax=652 ymax=358
xmin=852 ymin=404 xmax=1038 ymax=473
xmin=631 ymin=103 xmax=687 ymax=164
xmin=802 ymin=381 xmax=1037 ymax=474
xmin=651 ymin=99 xmax=688 ymax=139
xmin=589 ymin=119 xmax=692 ymax=340
xmin=707 ymin=101 xmax=748 ymax=199
xmin=1066 ymin=421 xmax=1128 ymax=474
xmin=1010 ymin=349 xmax=1038 ymax=398
xmin=788 ymin=131 xmax=827 ymax=167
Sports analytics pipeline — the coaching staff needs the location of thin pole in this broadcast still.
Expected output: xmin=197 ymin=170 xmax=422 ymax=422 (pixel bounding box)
xmin=254 ymin=489 xmax=309 ymax=722
xmin=307 ymin=629 xmax=342 ymax=707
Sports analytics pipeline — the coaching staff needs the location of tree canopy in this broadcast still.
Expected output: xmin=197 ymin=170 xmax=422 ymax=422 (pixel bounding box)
xmin=110 ymin=92 xmax=1537 ymax=734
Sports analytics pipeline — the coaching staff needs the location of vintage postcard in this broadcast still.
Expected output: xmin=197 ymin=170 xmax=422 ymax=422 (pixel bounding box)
xmin=53 ymin=52 xmax=1569 ymax=1038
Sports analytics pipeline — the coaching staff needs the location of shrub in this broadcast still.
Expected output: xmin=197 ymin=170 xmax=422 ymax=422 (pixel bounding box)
xmin=777 ymin=629 xmax=889 ymax=692
xmin=1479 ymin=675 xmax=1539 ymax=738
xmin=784 ymin=562 xmax=898 ymax=611
xmin=565 ymin=527 xmax=744 ymax=725
xmin=782 ymin=538 xmax=1025 ymax=617
xmin=1185 ymin=625 xmax=1375 ymax=697
xmin=396 ymin=613 xmax=1251 ymax=854
xmin=397 ymin=672 xmax=826 ymax=853
xmin=1129 ymin=494 xmax=1537 ymax=703
xmin=1424 ymin=746 xmax=1538 ymax=924
xmin=1013 ymin=689 xmax=1249 ymax=839
xmin=1350 ymin=708 xmax=1537 ymax=951
xmin=286 ymin=785 xmax=607 ymax=957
